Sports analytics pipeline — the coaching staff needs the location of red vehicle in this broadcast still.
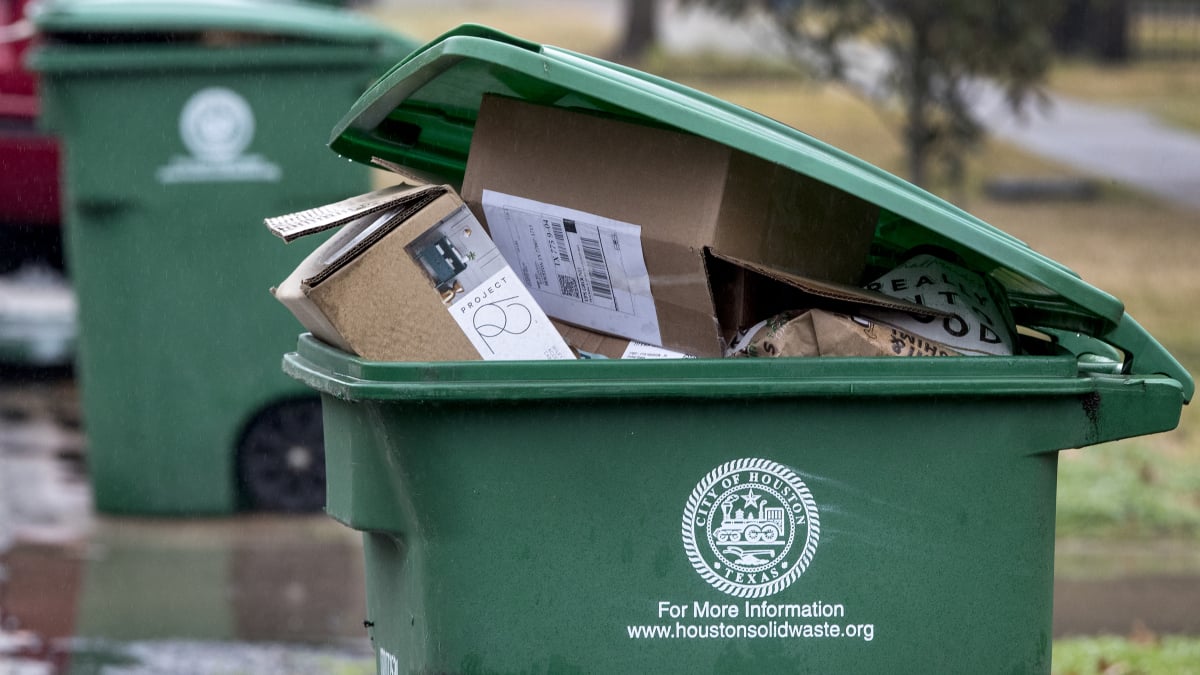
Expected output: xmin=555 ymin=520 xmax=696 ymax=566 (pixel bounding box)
xmin=2 ymin=0 xmax=62 ymax=269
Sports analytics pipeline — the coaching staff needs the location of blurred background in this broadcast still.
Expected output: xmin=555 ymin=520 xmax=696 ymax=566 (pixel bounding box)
xmin=1 ymin=0 xmax=1197 ymax=673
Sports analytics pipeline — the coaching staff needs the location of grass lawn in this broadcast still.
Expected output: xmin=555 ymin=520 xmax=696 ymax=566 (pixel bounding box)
xmin=1052 ymin=635 xmax=1200 ymax=674
xmin=367 ymin=3 xmax=618 ymax=55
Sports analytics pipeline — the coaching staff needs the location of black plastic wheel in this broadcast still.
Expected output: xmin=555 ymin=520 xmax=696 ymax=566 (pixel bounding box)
xmin=236 ymin=398 xmax=326 ymax=512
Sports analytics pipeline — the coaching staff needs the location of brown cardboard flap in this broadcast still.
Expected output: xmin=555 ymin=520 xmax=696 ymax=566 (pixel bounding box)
xmin=370 ymin=156 xmax=442 ymax=187
xmin=303 ymin=188 xmax=446 ymax=288
xmin=264 ymin=184 xmax=445 ymax=242
xmin=713 ymin=151 xmax=879 ymax=283
xmin=709 ymin=250 xmax=950 ymax=318
xmin=552 ymin=320 xmax=629 ymax=359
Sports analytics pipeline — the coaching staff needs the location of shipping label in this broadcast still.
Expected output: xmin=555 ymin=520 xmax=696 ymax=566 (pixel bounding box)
xmin=621 ymin=343 xmax=695 ymax=359
xmin=481 ymin=191 xmax=662 ymax=348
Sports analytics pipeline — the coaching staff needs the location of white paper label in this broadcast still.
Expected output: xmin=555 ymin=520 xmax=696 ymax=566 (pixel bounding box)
xmin=620 ymin=343 xmax=695 ymax=359
xmin=481 ymin=191 xmax=662 ymax=347
xmin=406 ymin=205 xmax=572 ymax=361
xmin=863 ymin=254 xmax=1015 ymax=355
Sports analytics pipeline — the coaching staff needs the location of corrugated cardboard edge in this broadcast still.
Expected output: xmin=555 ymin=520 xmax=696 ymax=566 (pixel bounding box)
xmin=303 ymin=187 xmax=446 ymax=288
xmin=264 ymin=184 xmax=443 ymax=243
xmin=709 ymin=250 xmax=951 ymax=318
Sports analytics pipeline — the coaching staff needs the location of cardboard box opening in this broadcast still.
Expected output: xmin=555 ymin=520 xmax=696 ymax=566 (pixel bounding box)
xmin=462 ymin=95 xmax=886 ymax=357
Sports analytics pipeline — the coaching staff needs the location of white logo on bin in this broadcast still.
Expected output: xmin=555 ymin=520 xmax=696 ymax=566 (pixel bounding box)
xmin=682 ymin=458 xmax=820 ymax=598
xmin=180 ymin=87 xmax=255 ymax=162
xmin=156 ymin=87 xmax=281 ymax=184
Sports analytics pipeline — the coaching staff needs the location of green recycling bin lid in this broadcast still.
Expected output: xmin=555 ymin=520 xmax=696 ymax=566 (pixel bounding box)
xmin=27 ymin=0 xmax=417 ymax=73
xmin=325 ymin=24 xmax=1191 ymax=402
xmin=30 ymin=0 xmax=399 ymax=43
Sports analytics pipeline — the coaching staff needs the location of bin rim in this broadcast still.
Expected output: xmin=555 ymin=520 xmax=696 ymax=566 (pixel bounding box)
xmin=284 ymin=333 xmax=1187 ymax=447
xmin=27 ymin=0 xmax=409 ymax=47
xmin=283 ymin=333 xmax=1184 ymax=403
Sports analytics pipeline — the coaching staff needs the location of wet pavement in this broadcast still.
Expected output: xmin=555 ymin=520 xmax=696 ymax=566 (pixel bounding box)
xmin=1 ymin=368 xmax=1197 ymax=674
xmin=0 ymin=516 xmax=372 ymax=674
xmin=1053 ymin=539 xmax=1200 ymax=638
xmin=0 ymin=369 xmax=372 ymax=674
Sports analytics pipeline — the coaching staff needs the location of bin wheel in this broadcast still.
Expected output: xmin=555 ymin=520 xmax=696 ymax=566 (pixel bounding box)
xmin=236 ymin=398 xmax=325 ymax=512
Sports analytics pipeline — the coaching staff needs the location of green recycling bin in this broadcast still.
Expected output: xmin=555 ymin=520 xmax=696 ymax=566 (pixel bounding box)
xmin=26 ymin=0 xmax=417 ymax=515
xmin=281 ymin=26 xmax=1192 ymax=674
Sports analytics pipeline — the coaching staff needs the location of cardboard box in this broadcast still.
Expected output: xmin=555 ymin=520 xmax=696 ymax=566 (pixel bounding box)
xmin=461 ymin=95 xmax=882 ymax=357
xmin=555 ymin=251 xmax=952 ymax=359
xmin=552 ymin=321 xmax=694 ymax=360
xmin=267 ymin=184 xmax=572 ymax=362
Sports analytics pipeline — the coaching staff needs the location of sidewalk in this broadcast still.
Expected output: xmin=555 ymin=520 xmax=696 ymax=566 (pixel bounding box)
xmin=973 ymin=85 xmax=1200 ymax=211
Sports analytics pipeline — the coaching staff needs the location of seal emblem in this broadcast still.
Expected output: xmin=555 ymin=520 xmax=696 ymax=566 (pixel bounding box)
xmin=682 ymin=458 xmax=820 ymax=598
xmin=179 ymin=87 xmax=255 ymax=163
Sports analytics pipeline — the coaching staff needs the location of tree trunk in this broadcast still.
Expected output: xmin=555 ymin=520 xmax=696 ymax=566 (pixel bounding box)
xmin=1091 ymin=0 xmax=1130 ymax=63
xmin=904 ymin=24 xmax=932 ymax=188
xmin=616 ymin=0 xmax=659 ymax=62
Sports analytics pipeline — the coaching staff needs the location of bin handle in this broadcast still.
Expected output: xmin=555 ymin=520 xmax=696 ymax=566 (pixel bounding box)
xmin=1105 ymin=313 xmax=1193 ymax=404
xmin=75 ymin=197 xmax=135 ymax=223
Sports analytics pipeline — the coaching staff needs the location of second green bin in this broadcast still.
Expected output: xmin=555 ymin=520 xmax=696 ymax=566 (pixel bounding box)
xmin=28 ymin=0 xmax=417 ymax=514
xmin=285 ymin=25 xmax=1191 ymax=674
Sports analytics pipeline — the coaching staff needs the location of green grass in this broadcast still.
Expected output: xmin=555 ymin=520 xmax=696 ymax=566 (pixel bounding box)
xmin=365 ymin=4 xmax=617 ymax=55
xmin=1053 ymin=636 xmax=1200 ymax=675
xmin=1057 ymin=443 xmax=1200 ymax=538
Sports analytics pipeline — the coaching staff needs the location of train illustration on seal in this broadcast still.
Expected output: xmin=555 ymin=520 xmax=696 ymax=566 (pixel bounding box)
xmin=713 ymin=497 xmax=786 ymax=544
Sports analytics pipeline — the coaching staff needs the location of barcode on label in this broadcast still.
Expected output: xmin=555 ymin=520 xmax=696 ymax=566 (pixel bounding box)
xmin=558 ymin=274 xmax=581 ymax=299
xmin=581 ymin=235 xmax=614 ymax=302
xmin=552 ymin=220 xmax=571 ymax=263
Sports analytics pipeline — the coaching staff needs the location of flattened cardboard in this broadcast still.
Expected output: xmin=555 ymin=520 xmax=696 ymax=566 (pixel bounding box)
xmin=266 ymin=183 xmax=429 ymax=243
xmin=460 ymin=95 xmax=880 ymax=357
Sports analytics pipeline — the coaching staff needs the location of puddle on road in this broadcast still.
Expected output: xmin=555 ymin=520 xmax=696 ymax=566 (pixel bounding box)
xmin=1 ymin=369 xmax=372 ymax=673
xmin=1 ymin=516 xmax=372 ymax=674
